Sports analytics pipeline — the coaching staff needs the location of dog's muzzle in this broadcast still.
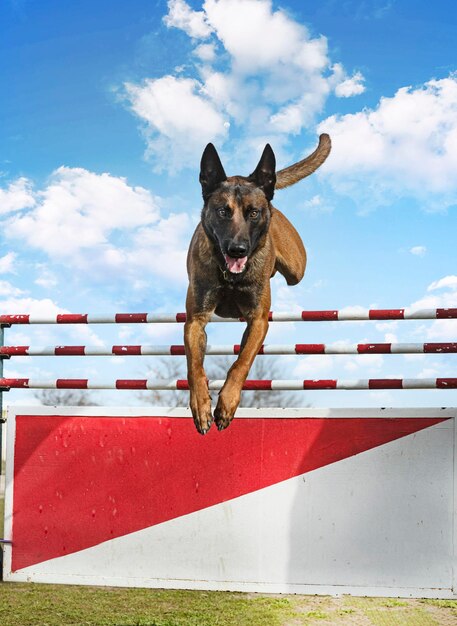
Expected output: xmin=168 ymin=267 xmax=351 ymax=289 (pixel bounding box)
xmin=224 ymin=242 xmax=249 ymax=274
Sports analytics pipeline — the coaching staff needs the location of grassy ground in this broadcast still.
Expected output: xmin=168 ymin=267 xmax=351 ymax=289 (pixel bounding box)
xmin=0 ymin=584 xmax=457 ymax=626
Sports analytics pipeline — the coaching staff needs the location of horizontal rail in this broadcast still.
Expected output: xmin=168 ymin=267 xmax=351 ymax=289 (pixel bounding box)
xmin=0 ymin=308 xmax=456 ymax=325
xmin=1 ymin=342 xmax=456 ymax=357
xmin=1 ymin=377 xmax=456 ymax=391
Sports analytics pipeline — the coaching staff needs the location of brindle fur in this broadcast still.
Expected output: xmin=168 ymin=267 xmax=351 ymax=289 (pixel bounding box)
xmin=185 ymin=134 xmax=331 ymax=434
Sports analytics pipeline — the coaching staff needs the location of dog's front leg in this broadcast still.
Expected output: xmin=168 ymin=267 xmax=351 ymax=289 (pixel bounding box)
xmin=214 ymin=311 xmax=269 ymax=431
xmin=184 ymin=311 xmax=213 ymax=435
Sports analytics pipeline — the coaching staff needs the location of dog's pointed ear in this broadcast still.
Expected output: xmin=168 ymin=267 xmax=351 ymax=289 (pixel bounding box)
xmin=249 ymin=144 xmax=276 ymax=201
xmin=200 ymin=143 xmax=227 ymax=199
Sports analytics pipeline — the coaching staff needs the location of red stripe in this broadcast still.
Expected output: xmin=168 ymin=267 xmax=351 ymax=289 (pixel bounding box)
xmin=170 ymin=345 xmax=186 ymax=355
xmin=56 ymin=379 xmax=88 ymax=389
xmin=0 ymin=346 xmax=29 ymax=356
xmin=56 ymin=314 xmax=88 ymax=324
xmin=358 ymin=343 xmax=392 ymax=354
xmin=55 ymin=346 xmax=85 ymax=356
xmin=437 ymin=378 xmax=457 ymax=388
xmin=302 ymin=310 xmax=338 ymax=321
xmin=267 ymin=312 xmax=273 ymax=321
xmin=234 ymin=344 xmax=241 ymax=354
xmin=369 ymin=378 xmax=403 ymax=389
xmin=303 ymin=380 xmax=337 ymax=389
xmin=115 ymin=313 xmax=147 ymax=323
xmin=112 ymin=345 xmax=142 ymax=355
xmin=0 ymin=315 xmax=30 ymax=325
xmin=176 ymin=313 xmax=187 ymax=323
xmin=369 ymin=309 xmax=404 ymax=320
xmin=0 ymin=378 xmax=29 ymax=388
xmin=243 ymin=380 xmax=272 ymax=390
xmin=116 ymin=379 xmax=147 ymax=390
xmin=436 ymin=308 xmax=457 ymax=319
xmin=177 ymin=379 xmax=189 ymax=390
xmin=424 ymin=343 xmax=457 ymax=353
xmin=295 ymin=344 xmax=325 ymax=354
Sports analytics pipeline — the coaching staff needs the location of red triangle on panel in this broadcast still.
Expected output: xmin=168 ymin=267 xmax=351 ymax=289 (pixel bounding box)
xmin=11 ymin=414 xmax=447 ymax=571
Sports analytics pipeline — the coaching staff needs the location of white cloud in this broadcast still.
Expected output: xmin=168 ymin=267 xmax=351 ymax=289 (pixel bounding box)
xmin=34 ymin=264 xmax=58 ymax=289
xmin=428 ymin=275 xmax=457 ymax=291
xmin=303 ymin=194 xmax=333 ymax=215
xmin=410 ymin=246 xmax=426 ymax=257
xmin=202 ymin=0 xmax=327 ymax=72
xmin=0 ymin=280 xmax=24 ymax=297
xmin=0 ymin=252 xmax=16 ymax=273
xmin=126 ymin=0 xmax=365 ymax=171
xmin=125 ymin=76 xmax=228 ymax=171
xmin=2 ymin=168 xmax=192 ymax=286
xmin=334 ymin=71 xmax=365 ymax=97
xmin=318 ymin=75 xmax=457 ymax=208
xmin=7 ymin=167 xmax=160 ymax=257
xmin=0 ymin=177 xmax=36 ymax=215
xmin=193 ymin=42 xmax=217 ymax=62
xmin=163 ymin=0 xmax=212 ymax=38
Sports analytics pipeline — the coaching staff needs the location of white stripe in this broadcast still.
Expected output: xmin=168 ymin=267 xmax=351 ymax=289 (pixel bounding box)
xmin=87 ymin=314 xmax=116 ymax=323
xmin=271 ymin=379 xmax=303 ymax=390
xmin=270 ymin=312 xmax=302 ymax=321
xmin=402 ymin=378 xmax=436 ymax=389
xmin=337 ymin=309 xmax=370 ymax=321
xmin=28 ymin=347 xmax=56 ymax=356
xmin=27 ymin=378 xmax=57 ymax=388
xmin=83 ymin=347 xmax=107 ymax=356
xmin=27 ymin=315 xmax=58 ymax=324
xmin=140 ymin=346 xmax=173 ymax=355
xmin=391 ymin=343 xmax=424 ymax=354
xmin=207 ymin=380 xmax=225 ymax=390
xmin=262 ymin=344 xmax=297 ymax=354
xmin=86 ymin=380 xmax=115 ymax=389
xmin=325 ymin=342 xmax=357 ymax=354
xmin=205 ymin=345 xmax=236 ymax=355
xmin=404 ymin=308 xmax=436 ymax=319
xmin=337 ymin=379 xmax=370 ymax=390
xmin=146 ymin=314 xmax=179 ymax=323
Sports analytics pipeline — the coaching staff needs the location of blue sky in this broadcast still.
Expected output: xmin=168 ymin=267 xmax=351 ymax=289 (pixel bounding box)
xmin=0 ymin=0 xmax=456 ymax=408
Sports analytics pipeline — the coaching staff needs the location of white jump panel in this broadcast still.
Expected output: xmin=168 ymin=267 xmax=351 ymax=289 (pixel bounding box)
xmin=3 ymin=406 xmax=456 ymax=598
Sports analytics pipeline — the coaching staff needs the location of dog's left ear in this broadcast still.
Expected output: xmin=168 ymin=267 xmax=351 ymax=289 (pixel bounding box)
xmin=200 ymin=143 xmax=227 ymax=200
xmin=249 ymin=144 xmax=276 ymax=201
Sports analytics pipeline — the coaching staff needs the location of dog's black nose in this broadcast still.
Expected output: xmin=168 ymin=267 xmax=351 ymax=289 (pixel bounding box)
xmin=227 ymin=242 xmax=248 ymax=258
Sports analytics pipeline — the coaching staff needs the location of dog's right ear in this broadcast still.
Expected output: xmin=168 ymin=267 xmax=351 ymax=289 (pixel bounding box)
xmin=199 ymin=143 xmax=227 ymax=199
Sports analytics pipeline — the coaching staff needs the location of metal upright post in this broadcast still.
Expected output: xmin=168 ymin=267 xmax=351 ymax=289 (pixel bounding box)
xmin=0 ymin=323 xmax=5 ymax=575
xmin=0 ymin=323 xmax=6 ymax=474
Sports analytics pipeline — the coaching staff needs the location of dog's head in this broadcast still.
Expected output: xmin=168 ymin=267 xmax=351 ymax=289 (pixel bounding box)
xmin=199 ymin=144 xmax=276 ymax=276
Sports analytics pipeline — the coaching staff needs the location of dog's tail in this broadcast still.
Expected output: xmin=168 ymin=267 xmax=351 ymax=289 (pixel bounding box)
xmin=275 ymin=133 xmax=331 ymax=190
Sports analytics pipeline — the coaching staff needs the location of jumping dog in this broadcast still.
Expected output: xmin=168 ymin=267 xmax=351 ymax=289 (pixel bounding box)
xmin=184 ymin=134 xmax=331 ymax=434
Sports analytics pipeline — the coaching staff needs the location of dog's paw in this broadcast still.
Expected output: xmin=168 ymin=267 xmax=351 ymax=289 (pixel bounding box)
xmin=214 ymin=392 xmax=238 ymax=431
xmin=190 ymin=392 xmax=213 ymax=435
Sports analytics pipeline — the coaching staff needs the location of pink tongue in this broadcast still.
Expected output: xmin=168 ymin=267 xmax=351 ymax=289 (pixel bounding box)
xmin=224 ymin=255 xmax=248 ymax=273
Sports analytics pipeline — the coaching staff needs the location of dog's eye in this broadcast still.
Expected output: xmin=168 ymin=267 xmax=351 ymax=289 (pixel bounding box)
xmin=217 ymin=207 xmax=228 ymax=218
xmin=249 ymin=209 xmax=260 ymax=219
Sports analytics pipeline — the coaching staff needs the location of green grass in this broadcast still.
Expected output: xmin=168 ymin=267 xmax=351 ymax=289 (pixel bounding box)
xmin=0 ymin=585 xmax=456 ymax=626
xmin=0 ymin=585 xmax=300 ymax=626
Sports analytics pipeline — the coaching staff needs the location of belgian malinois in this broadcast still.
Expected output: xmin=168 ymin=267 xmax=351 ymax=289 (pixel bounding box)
xmin=185 ymin=134 xmax=331 ymax=434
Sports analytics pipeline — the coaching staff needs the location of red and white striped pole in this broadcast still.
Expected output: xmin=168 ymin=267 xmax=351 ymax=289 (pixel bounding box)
xmin=0 ymin=307 xmax=455 ymax=325
xmin=1 ymin=342 xmax=456 ymax=357
xmin=0 ymin=377 xmax=456 ymax=391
